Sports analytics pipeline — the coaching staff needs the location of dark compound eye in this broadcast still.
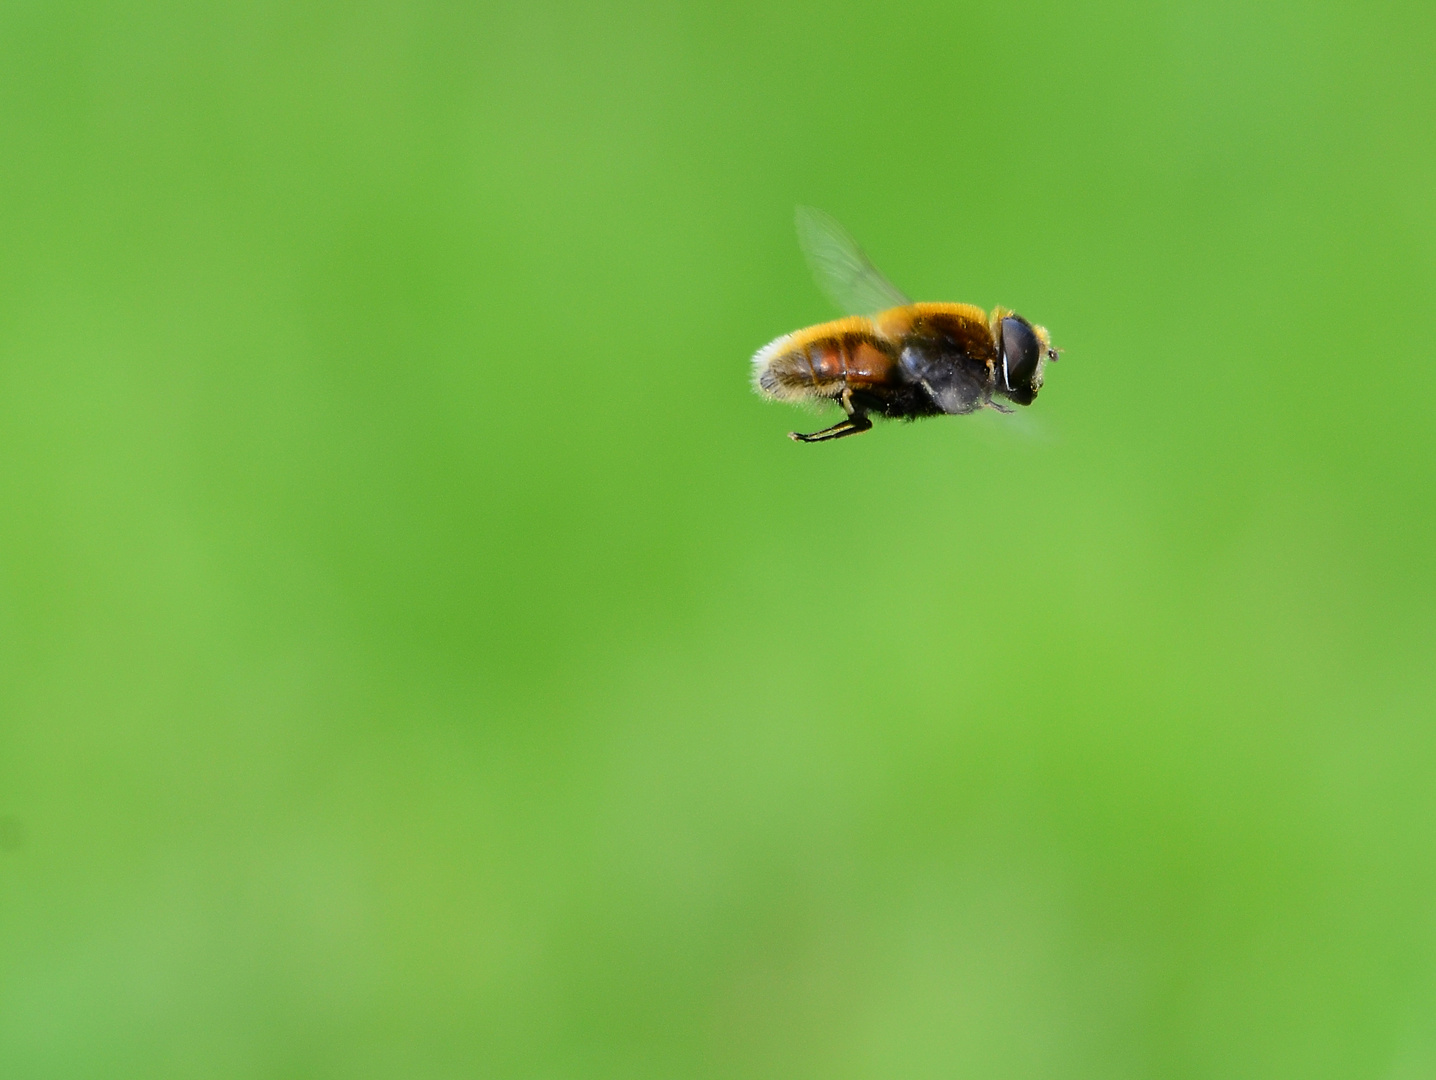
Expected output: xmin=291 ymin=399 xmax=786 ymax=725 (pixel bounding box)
xmin=1000 ymin=316 xmax=1040 ymax=392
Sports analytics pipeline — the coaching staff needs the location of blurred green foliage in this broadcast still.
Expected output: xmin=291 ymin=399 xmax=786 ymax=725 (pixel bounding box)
xmin=1 ymin=1 xmax=1435 ymax=1077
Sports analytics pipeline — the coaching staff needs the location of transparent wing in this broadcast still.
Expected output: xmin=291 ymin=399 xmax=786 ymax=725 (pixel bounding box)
xmin=970 ymin=405 xmax=1057 ymax=445
xmin=794 ymin=205 xmax=911 ymax=316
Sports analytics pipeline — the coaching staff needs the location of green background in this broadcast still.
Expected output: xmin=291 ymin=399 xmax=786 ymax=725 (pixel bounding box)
xmin=2 ymin=1 xmax=1434 ymax=1076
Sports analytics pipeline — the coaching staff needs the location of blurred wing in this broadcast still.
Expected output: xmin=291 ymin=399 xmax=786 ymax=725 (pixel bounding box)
xmin=973 ymin=404 xmax=1057 ymax=444
xmin=795 ymin=205 xmax=911 ymax=316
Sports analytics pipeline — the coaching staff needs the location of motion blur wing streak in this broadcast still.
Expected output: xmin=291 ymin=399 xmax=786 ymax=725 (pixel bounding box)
xmin=794 ymin=205 xmax=911 ymax=316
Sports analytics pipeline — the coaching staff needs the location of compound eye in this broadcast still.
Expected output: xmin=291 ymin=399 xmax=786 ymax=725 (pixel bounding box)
xmin=1000 ymin=316 xmax=1040 ymax=391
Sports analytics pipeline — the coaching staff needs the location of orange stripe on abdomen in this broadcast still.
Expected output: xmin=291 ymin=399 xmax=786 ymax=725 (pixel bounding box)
xmin=753 ymin=316 xmax=902 ymax=402
xmin=798 ymin=334 xmax=897 ymax=389
xmin=769 ymin=328 xmax=896 ymax=390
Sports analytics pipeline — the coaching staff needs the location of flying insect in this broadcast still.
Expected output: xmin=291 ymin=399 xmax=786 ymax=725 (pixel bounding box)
xmin=752 ymin=206 xmax=1060 ymax=442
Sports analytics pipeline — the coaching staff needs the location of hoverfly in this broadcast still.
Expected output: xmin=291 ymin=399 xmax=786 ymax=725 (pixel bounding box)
xmin=752 ymin=206 xmax=1059 ymax=442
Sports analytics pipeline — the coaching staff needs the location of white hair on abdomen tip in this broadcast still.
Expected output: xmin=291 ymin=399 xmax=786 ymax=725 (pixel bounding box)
xmin=750 ymin=331 xmax=794 ymax=394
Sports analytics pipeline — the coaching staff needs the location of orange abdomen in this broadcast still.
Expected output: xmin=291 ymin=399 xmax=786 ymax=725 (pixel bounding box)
xmin=752 ymin=316 xmax=900 ymax=402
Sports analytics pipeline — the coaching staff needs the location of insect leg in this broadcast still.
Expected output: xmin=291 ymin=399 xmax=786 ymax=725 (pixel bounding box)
xmin=789 ymin=388 xmax=872 ymax=442
xmin=789 ymin=416 xmax=872 ymax=442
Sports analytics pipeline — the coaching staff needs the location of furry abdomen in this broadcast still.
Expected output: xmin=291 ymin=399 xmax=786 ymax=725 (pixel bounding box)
xmin=752 ymin=316 xmax=901 ymax=403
